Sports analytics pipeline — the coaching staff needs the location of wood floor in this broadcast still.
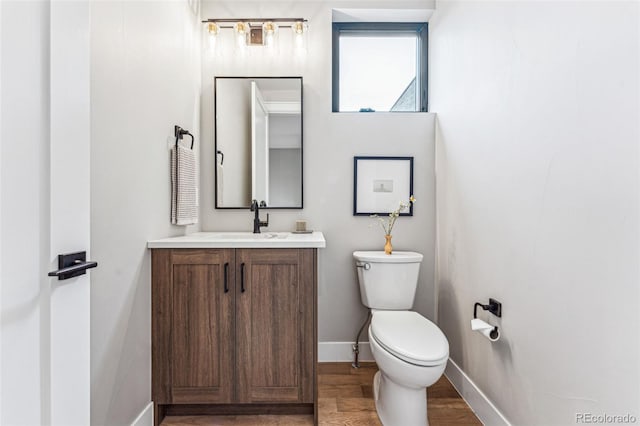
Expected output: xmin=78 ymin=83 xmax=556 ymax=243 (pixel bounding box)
xmin=161 ymin=362 xmax=482 ymax=426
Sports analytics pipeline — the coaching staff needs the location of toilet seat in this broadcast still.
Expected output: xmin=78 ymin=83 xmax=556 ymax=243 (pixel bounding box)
xmin=371 ymin=311 xmax=449 ymax=367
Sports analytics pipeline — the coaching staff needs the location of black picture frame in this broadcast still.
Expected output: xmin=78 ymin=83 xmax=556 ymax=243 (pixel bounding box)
xmin=353 ymin=156 xmax=414 ymax=216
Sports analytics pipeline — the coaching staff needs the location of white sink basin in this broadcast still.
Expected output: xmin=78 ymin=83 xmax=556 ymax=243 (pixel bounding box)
xmin=148 ymin=231 xmax=325 ymax=249
xmin=216 ymin=232 xmax=289 ymax=240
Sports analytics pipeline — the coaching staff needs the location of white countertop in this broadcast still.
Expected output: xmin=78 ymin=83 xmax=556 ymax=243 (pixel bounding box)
xmin=147 ymin=231 xmax=326 ymax=249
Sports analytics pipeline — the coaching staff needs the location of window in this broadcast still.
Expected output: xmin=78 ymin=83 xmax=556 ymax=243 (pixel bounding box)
xmin=332 ymin=23 xmax=428 ymax=112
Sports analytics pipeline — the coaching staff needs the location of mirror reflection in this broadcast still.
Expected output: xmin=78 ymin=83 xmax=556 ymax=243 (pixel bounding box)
xmin=215 ymin=77 xmax=303 ymax=209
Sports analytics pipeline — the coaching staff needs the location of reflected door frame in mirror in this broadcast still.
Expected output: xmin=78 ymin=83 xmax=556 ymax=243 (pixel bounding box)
xmin=214 ymin=76 xmax=303 ymax=209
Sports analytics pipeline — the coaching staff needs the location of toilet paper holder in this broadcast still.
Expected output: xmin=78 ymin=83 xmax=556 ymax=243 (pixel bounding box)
xmin=473 ymin=298 xmax=502 ymax=339
xmin=474 ymin=298 xmax=502 ymax=319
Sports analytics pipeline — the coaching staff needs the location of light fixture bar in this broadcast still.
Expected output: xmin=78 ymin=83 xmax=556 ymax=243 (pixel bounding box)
xmin=202 ymin=18 xmax=308 ymax=23
xmin=204 ymin=17 xmax=308 ymax=50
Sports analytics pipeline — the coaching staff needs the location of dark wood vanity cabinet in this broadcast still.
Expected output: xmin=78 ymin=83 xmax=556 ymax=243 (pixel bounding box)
xmin=152 ymin=249 xmax=235 ymax=406
xmin=151 ymin=248 xmax=317 ymax=425
xmin=235 ymin=249 xmax=315 ymax=404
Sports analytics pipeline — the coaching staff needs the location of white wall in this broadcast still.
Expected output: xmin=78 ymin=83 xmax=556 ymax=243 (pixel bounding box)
xmin=0 ymin=2 xmax=50 ymax=424
xmin=90 ymin=1 xmax=201 ymax=425
xmin=200 ymin=0 xmax=437 ymax=345
xmin=431 ymin=1 xmax=639 ymax=424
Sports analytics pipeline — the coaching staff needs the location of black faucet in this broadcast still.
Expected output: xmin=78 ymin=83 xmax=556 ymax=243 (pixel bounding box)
xmin=250 ymin=199 xmax=269 ymax=233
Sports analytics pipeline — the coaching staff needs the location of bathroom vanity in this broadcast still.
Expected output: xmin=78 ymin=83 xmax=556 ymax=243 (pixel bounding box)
xmin=148 ymin=232 xmax=325 ymax=425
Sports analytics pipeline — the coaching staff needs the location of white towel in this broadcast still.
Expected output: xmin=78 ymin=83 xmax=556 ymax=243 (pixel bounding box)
xmin=171 ymin=145 xmax=198 ymax=225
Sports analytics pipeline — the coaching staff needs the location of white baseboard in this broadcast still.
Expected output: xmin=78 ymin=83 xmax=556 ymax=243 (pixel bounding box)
xmin=131 ymin=402 xmax=153 ymax=426
xmin=445 ymin=358 xmax=511 ymax=426
xmin=318 ymin=341 xmax=374 ymax=363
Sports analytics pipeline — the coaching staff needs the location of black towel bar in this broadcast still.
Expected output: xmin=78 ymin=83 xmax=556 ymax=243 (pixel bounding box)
xmin=174 ymin=125 xmax=194 ymax=150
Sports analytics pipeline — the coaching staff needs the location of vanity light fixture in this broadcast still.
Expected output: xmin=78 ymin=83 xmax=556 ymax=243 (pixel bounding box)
xmin=207 ymin=22 xmax=219 ymax=51
xmin=233 ymin=21 xmax=248 ymax=49
xmin=233 ymin=21 xmax=248 ymax=36
xmin=263 ymin=21 xmax=278 ymax=34
xmin=292 ymin=20 xmax=306 ymax=35
xmin=262 ymin=21 xmax=278 ymax=48
xmin=207 ymin=22 xmax=219 ymax=36
xmin=291 ymin=20 xmax=308 ymax=51
xmin=203 ymin=18 xmax=308 ymax=50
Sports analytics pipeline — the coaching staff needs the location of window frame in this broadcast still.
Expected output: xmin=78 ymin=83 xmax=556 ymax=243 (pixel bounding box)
xmin=332 ymin=22 xmax=429 ymax=113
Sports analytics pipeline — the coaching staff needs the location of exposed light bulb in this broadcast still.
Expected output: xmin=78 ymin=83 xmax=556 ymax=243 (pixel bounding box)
xmin=262 ymin=21 xmax=277 ymax=35
xmin=234 ymin=21 xmax=247 ymax=35
xmin=234 ymin=21 xmax=248 ymax=50
xmin=292 ymin=21 xmax=306 ymax=35
xmin=292 ymin=21 xmax=308 ymax=52
xmin=262 ymin=21 xmax=278 ymax=48
xmin=208 ymin=22 xmax=219 ymax=36
xmin=207 ymin=22 xmax=219 ymax=51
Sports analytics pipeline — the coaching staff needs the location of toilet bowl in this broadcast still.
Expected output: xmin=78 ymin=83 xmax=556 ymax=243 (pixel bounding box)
xmin=368 ymin=310 xmax=448 ymax=426
xmin=353 ymin=251 xmax=449 ymax=426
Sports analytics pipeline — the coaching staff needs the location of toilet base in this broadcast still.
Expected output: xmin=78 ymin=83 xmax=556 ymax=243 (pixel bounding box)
xmin=373 ymin=371 xmax=429 ymax=426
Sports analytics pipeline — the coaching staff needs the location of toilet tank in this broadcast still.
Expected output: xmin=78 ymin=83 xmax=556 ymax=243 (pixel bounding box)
xmin=353 ymin=251 xmax=423 ymax=309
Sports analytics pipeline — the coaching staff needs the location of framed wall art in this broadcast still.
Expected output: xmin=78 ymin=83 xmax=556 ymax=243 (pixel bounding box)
xmin=353 ymin=156 xmax=414 ymax=216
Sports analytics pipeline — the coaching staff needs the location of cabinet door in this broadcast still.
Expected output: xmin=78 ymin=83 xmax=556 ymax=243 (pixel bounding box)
xmin=236 ymin=249 xmax=315 ymax=404
xmin=152 ymin=249 xmax=235 ymax=404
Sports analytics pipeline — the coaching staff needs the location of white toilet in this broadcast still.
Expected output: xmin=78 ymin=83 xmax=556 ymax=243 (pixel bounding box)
xmin=354 ymin=251 xmax=449 ymax=426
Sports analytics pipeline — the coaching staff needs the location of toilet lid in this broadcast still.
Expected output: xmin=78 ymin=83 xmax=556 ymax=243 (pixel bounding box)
xmin=371 ymin=311 xmax=449 ymax=367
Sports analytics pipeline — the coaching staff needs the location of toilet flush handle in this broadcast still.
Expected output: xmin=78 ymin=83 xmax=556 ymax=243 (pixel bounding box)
xmin=356 ymin=262 xmax=371 ymax=270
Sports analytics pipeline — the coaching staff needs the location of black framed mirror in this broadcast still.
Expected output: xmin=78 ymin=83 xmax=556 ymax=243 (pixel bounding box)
xmin=215 ymin=76 xmax=303 ymax=209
